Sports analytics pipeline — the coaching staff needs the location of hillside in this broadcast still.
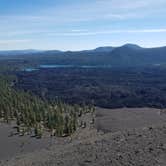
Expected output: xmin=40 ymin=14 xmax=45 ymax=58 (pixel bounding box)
xmin=1 ymin=108 xmax=166 ymax=166
xmin=1 ymin=44 xmax=166 ymax=67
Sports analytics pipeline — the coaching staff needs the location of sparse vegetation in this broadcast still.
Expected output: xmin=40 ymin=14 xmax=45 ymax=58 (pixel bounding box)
xmin=0 ymin=75 xmax=94 ymax=138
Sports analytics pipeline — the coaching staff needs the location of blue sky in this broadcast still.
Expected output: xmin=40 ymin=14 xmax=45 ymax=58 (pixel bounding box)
xmin=0 ymin=0 xmax=166 ymax=50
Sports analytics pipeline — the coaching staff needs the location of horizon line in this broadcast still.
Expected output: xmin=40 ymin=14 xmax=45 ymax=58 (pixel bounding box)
xmin=0 ymin=43 xmax=166 ymax=52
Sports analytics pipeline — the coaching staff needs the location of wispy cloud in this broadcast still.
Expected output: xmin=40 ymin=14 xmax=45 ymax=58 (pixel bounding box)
xmin=71 ymin=29 xmax=88 ymax=32
xmin=0 ymin=0 xmax=166 ymax=49
xmin=2 ymin=28 xmax=166 ymax=38
xmin=0 ymin=0 xmax=166 ymax=38
xmin=47 ymin=0 xmax=166 ymax=23
xmin=46 ymin=28 xmax=166 ymax=37
xmin=0 ymin=39 xmax=30 ymax=45
xmin=1 ymin=0 xmax=166 ymax=25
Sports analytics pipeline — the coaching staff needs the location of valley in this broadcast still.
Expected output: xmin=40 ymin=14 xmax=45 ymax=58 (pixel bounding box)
xmin=16 ymin=66 xmax=166 ymax=108
xmin=1 ymin=0 xmax=166 ymax=165
xmin=1 ymin=44 xmax=166 ymax=165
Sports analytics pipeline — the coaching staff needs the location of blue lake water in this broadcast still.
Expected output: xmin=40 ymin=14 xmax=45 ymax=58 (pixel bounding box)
xmin=24 ymin=68 xmax=38 ymax=72
xmin=40 ymin=64 xmax=75 ymax=68
xmin=24 ymin=64 xmax=112 ymax=72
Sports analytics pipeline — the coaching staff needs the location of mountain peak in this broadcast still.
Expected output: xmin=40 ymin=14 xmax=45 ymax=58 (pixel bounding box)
xmin=121 ymin=44 xmax=142 ymax=49
xmin=93 ymin=46 xmax=115 ymax=52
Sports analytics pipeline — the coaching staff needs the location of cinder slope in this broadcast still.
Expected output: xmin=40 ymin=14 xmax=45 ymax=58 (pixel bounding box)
xmin=1 ymin=108 xmax=166 ymax=166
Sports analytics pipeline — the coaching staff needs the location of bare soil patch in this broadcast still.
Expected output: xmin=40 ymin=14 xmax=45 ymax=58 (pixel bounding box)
xmin=95 ymin=107 xmax=166 ymax=132
xmin=1 ymin=108 xmax=166 ymax=166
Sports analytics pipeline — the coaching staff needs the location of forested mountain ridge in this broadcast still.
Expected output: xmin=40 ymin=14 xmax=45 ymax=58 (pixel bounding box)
xmin=1 ymin=44 xmax=166 ymax=67
xmin=0 ymin=50 xmax=42 ymax=56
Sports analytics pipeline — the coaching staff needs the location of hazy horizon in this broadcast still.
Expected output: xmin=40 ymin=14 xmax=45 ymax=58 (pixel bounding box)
xmin=0 ymin=43 xmax=166 ymax=52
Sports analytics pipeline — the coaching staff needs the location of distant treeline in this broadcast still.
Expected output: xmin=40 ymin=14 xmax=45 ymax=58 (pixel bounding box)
xmin=1 ymin=44 xmax=166 ymax=67
xmin=16 ymin=67 xmax=166 ymax=109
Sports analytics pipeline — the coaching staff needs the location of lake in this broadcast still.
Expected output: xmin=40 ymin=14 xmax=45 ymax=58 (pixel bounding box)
xmin=24 ymin=64 xmax=112 ymax=71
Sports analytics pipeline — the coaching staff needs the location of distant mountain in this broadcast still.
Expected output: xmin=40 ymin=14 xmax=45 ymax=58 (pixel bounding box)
xmin=1 ymin=44 xmax=166 ymax=67
xmin=119 ymin=43 xmax=142 ymax=49
xmin=108 ymin=45 xmax=166 ymax=66
xmin=53 ymin=44 xmax=166 ymax=67
xmin=38 ymin=50 xmax=63 ymax=56
xmin=92 ymin=46 xmax=115 ymax=52
xmin=0 ymin=49 xmax=43 ymax=56
xmin=91 ymin=44 xmax=140 ymax=53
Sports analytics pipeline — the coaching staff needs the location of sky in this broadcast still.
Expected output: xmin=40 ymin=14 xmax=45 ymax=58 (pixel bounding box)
xmin=0 ymin=0 xmax=166 ymax=50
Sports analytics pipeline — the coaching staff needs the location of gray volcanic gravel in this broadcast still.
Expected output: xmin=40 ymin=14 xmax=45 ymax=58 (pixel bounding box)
xmin=0 ymin=108 xmax=166 ymax=166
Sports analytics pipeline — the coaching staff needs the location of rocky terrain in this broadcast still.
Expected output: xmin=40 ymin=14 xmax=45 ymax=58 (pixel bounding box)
xmin=0 ymin=108 xmax=166 ymax=166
